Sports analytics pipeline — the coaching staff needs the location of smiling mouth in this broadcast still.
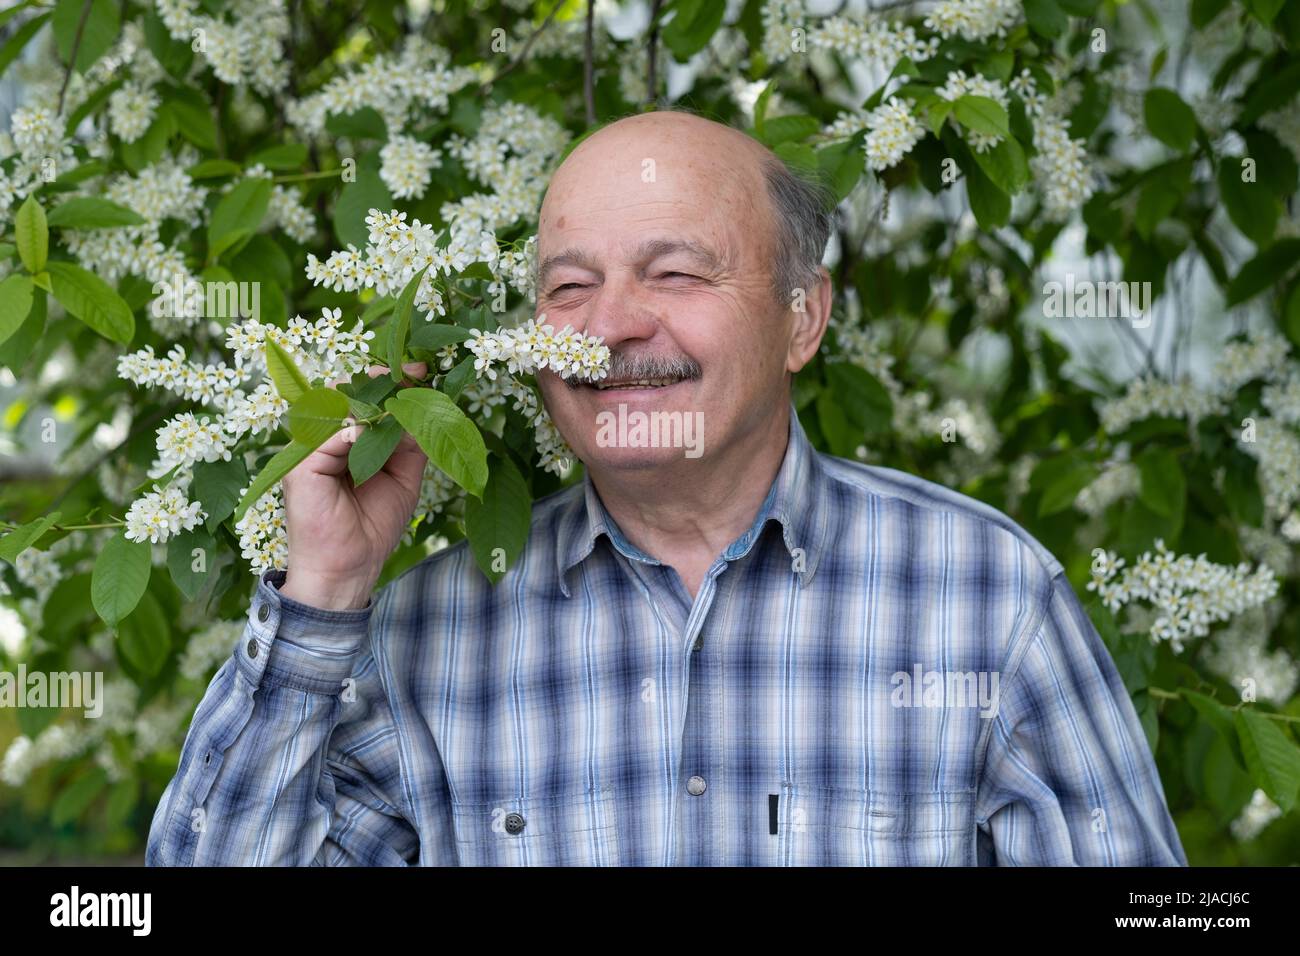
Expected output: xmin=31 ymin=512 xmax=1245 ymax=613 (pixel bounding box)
xmin=585 ymin=377 xmax=684 ymax=390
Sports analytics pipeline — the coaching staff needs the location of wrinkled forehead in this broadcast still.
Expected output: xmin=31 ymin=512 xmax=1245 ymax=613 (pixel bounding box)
xmin=537 ymin=120 xmax=774 ymax=265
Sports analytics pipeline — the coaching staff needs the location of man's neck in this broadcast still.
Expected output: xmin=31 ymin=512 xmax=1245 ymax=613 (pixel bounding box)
xmin=586 ymin=408 xmax=791 ymax=600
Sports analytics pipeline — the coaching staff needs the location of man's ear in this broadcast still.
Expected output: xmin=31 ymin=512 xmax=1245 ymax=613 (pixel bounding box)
xmin=786 ymin=267 xmax=833 ymax=374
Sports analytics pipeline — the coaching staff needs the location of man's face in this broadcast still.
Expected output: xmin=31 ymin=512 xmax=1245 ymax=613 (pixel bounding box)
xmin=533 ymin=113 xmax=800 ymax=471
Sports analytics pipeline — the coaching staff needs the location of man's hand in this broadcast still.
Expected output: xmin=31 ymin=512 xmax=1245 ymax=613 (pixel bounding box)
xmin=278 ymin=362 xmax=429 ymax=611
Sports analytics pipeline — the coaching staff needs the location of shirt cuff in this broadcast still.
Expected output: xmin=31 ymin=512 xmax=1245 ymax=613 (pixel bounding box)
xmin=236 ymin=568 xmax=375 ymax=694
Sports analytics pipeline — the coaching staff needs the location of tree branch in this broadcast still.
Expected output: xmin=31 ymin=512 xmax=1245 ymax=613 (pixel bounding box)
xmin=480 ymin=0 xmax=565 ymax=94
xmin=56 ymin=0 xmax=94 ymax=116
xmin=583 ymin=0 xmax=596 ymax=125
xmin=647 ymin=0 xmax=663 ymax=109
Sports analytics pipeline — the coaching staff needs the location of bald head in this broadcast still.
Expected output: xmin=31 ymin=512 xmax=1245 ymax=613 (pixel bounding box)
xmin=540 ymin=110 xmax=832 ymax=306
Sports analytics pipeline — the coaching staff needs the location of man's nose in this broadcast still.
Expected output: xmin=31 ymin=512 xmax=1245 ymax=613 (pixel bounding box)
xmin=582 ymin=275 xmax=659 ymax=348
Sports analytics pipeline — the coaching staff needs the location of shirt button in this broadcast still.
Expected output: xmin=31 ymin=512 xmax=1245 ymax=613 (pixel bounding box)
xmin=504 ymin=812 xmax=526 ymax=834
xmin=687 ymin=775 xmax=707 ymax=796
xmin=246 ymin=638 xmax=259 ymax=659
xmin=257 ymin=604 xmax=270 ymax=623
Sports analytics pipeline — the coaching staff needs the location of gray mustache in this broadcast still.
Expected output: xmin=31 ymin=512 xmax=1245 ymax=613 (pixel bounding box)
xmin=565 ymin=352 xmax=702 ymax=388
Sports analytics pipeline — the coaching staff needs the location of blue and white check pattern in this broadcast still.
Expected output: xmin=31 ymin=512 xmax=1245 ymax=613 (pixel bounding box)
xmin=147 ymin=402 xmax=1187 ymax=866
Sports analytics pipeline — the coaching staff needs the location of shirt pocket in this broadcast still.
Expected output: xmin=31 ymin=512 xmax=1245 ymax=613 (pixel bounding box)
xmin=777 ymin=784 xmax=975 ymax=866
xmin=450 ymin=787 xmax=621 ymax=866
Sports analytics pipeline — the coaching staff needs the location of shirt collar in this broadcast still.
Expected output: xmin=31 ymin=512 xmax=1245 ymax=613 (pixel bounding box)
xmin=557 ymin=400 xmax=829 ymax=597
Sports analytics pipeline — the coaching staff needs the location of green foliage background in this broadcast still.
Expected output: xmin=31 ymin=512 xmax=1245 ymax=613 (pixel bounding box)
xmin=1 ymin=0 xmax=1300 ymax=864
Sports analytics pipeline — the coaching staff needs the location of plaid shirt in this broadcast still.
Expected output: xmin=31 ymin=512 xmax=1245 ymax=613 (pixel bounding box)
xmin=146 ymin=402 xmax=1187 ymax=866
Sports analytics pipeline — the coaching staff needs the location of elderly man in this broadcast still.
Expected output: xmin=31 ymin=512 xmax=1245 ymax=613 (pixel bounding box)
xmin=146 ymin=111 xmax=1186 ymax=866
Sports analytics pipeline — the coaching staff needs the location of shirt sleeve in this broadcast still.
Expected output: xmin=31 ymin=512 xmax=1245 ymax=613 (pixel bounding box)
xmin=145 ymin=568 xmax=421 ymax=866
xmin=974 ymin=573 xmax=1188 ymax=866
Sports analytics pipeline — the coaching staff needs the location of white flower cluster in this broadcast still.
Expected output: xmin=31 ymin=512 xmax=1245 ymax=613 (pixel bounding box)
xmin=863 ymin=97 xmax=927 ymax=172
xmin=151 ymin=411 xmax=236 ymax=477
xmin=1205 ymin=611 xmax=1299 ymax=705
xmin=1215 ymin=329 xmax=1291 ymax=392
xmin=1098 ymin=376 xmax=1228 ymax=434
xmin=761 ymin=0 xmax=807 ymax=65
xmin=442 ymin=102 xmax=570 ymax=236
xmin=923 ymin=0 xmax=1021 ymax=40
xmin=224 ymin=309 xmax=377 ymax=385
xmin=123 ymin=484 xmax=207 ymax=544
xmin=1230 ymin=789 xmax=1284 ymax=842
xmin=938 ymin=71 xmax=1010 ymax=153
xmin=380 ymin=135 xmax=443 ymax=201
xmin=240 ymin=164 xmax=316 ymax=244
xmin=1240 ymin=417 xmax=1300 ymax=518
xmin=234 ymin=486 xmax=287 ymax=575
xmin=178 ymin=619 xmax=245 ymax=680
xmin=1010 ymin=70 xmax=1095 ymax=220
xmin=107 ymin=82 xmax=161 ymax=143
xmin=402 ymin=462 xmax=462 ymax=547
xmin=285 ymin=36 xmax=476 ymax=136
xmin=464 ymin=315 xmax=610 ymax=385
xmin=807 ymin=17 xmax=938 ymax=74
xmin=0 ymin=104 xmax=75 ymax=219
xmin=154 ymin=0 xmax=291 ymax=94
xmin=1087 ymin=541 xmax=1279 ymax=651
xmin=62 ymin=156 xmax=208 ymax=335
xmin=1074 ymin=461 xmax=1140 ymax=516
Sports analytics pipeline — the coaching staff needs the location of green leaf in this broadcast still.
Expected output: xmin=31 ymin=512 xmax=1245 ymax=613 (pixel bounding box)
xmin=120 ymin=105 xmax=176 ymax=173
xmin=15 ymin=195 xmax=48 ymax=274
xmin=167 ymin=525 xmax=216 ymax=602
xmin=0 ymin=286 xmax=47 ymax=372
xmin=1218 ymin=157 xmax=1279 ymax=246
xmin=91 ymin=533 xmax=152 ymax=627
xmin=1225 ymin=239 xmax=1300 ymax=306
xmin=440 ymin=355 xmax=476 ymax=402
xmin=45 ymin=261 xmax=135 ymax=345
xmin=1144 ymin=88 xmax=1198 ymax=152
xmin=207 ymin=177 xmax=273 ymax=261
xmin=0 ymin=274 xmax=34 ymax=347
xmin=117 ymin=588 xmax=170 ymax=677
xmin=191 ymin=456 xmax=249 ymax=533
xmin=334 ymin=168 xmax=392 ymax=249
xmin=166 ymin=90 xmax=217 ymax=151
xmin=51 ymin=768 xmax=109 ymax=827
xmin=1137 ymin=446 xmax=1186 ymax=519
xmin=824 ymin=361 xmax=893 ymax=435
xmin=348 ymin=415 xmax=404 ymax=486
xmin=250 ymin=143 xmax=308 ymax=170
xmin=265 ymin=338 xmax=311 ymax=403
xmin=187 ymin=158 xmax=243 ymax=179
xmin=662 ymin=0 xmax=727 ymax=61
xmin=1038 ymin=461 xmax=1099 ymax=516
xmin=288 ymin=387 xmax=350 ymax=448
xmin=0 ymin=12 xmax=52 ymax=78
xmin=385 ymin=388 xmax=489 ymax=497
xmin=0 ymin=511 xmax=62 ymax=564
xmin=1023 ymin=0 xmax=1068 ymax=39
xmin=1236 ymin=709 xmax=1300 ymax=813
xmin=325 ymin=107 xmax=387 ymax=140
xmin=1191 ymin=0 xmax=1231 ymax=28
xmin=1183 ymin=690 xmax=1245 ymax=769
xmin=464 ymin=455 xmax=532 ymax=583
xmin=52 ymin=0 xmax=120 ymax=73
xmin=104 ymin=779 xmax=138 ymax=827
xmin=389 ymin=264 xmax=431 ymax=382
xmin=1238 ymin=62 xmax=1300 ymax=126
xmin=46 ymin=197 xmax=147 ymax=229
xmin=759 ymin=114 xmax=822 ymax=147
xmin=971 ymin=136 xmax=1030 ymax=194
xmin=953 ymin=96 xmax=1010 ymax=138
xmin=410 ymin=322 xmax=472 ymax=350
xmin=233 ymin=441 xmax=314 ymax=523
xmin=965 ymin=159 xmax=1011 ymax=229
